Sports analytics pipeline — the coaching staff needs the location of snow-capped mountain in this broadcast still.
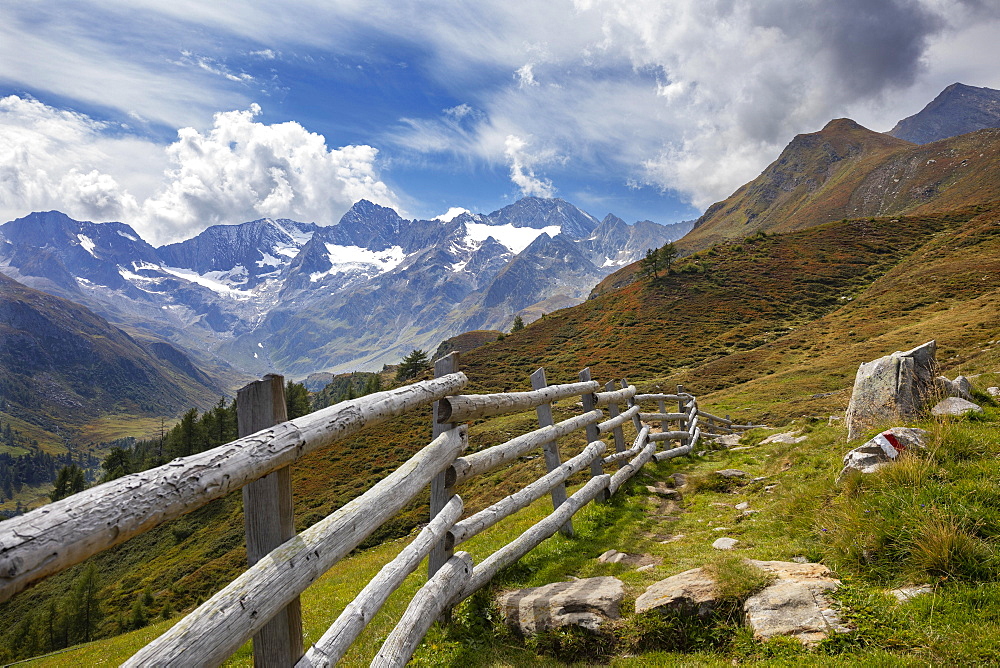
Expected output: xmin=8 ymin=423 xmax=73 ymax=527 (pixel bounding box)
xmin=0 ymin=198 xmax=692 ymax=376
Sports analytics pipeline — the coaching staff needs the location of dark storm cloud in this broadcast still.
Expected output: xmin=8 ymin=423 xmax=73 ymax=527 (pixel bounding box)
xmin=751 ymin=0 xmax=944 ymax=99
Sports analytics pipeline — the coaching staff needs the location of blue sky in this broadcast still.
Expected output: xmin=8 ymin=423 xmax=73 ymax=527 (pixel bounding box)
xmin=2 ymin=1 xmax=999 ymax=244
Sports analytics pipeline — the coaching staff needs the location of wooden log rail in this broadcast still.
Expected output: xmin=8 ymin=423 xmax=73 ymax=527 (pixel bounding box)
xmin=0 ymin=373 xmax=468 ymax=605
xmin=3 ymin=355 xmax=762 ymax=667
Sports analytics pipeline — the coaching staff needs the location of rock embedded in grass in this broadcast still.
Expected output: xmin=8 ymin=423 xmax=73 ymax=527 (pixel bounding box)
xmin=713 ymin=537 xmax=740 ymax=550
xmin=715 ymin=469 xmax=748 ymax=478
xmin=838 ymin=427 xmax=928 ymax=480
xmin=743 ymin=560 xmax=847 ymax=645
xmin=498 ymin=576 xmax=625 ymax=634
xmin=931 ymin=397 xmax=984 ymax=417
xmin=634 ymin=567 xmax=719 ymax=615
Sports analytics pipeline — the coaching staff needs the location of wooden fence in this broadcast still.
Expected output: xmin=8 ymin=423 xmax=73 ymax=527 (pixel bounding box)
xmin=0 ymin=353 xmax=760 ymax=667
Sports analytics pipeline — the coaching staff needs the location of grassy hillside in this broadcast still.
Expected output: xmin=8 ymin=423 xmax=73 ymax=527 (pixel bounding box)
xmin=4 ymin=199 xmax=999 ymax=664
xmin=681 ymin=119 xmax=1000 ymax=250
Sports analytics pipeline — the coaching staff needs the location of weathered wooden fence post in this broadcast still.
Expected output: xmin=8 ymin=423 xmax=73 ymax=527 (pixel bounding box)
xmin=429 ymin=352 xmax=461 ymax=579
xmin=623 ymin=378 xmax=643 ymax=433
xmin=604 ymin=380 xmax=627 ymax=454
xmin=237 ymin=374 xmax=303 ymax=667
xmin=677 ymin=384 xmax=688 ymax=446
xmin=580 ymin=368 xmax=610 ymax=502
xmin=531 ymin=367 xmax=573 ymax=537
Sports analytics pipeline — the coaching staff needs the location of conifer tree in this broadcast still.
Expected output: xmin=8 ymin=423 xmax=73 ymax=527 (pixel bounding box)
xmin=395 ymin=349 xmax=430 ymax=381
xmin=285 ymin=380 xmax=311 ymax=419
xmin=511 ymin=315 xmax=525 ymax=332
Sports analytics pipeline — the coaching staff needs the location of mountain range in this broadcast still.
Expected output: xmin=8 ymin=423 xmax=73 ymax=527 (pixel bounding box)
xmin=0 ymin=198 xmax=690 ymax=378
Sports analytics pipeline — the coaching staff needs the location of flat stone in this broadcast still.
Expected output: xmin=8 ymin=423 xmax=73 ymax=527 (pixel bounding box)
xmin=669 ymin=473 xmax=688 ymax=488
xmin=735 ymin=502 xmax=750 ymax=510
xmin=889 ymin=584 xmax=933 ymax=602
xmin=635 ymin=567 xmax=718 ymax=615
xmin=931 ymin=397 xmax=983 ymax=417
xmin=716 ymin=469 xmax=748 ymax=478
xmin=729 ymin=445 xmax=755 ymax=451
xmin=987 ymin=387 xmax=1000 ymax=398
xmin=743 ymin=560 xmax=846 ymax=646
xmin=597 ymin=550 xmax=660 ymax=568
xmin=712 ymin=526 xmax=731 ymax=532
xmin=646 ymin=483 xmax=681 ymax=500
xmin=659 ymin=534 xmax=685 ymax=543
xmin=499 ymin=576 xmax=625 ymax=634
xmin=712 ymin=537 xmax=739 ymax=550
xmin=761 ymin=431 xmax=807 ymax=444
xmin=713 ymin=434 xmax=742 ymax=447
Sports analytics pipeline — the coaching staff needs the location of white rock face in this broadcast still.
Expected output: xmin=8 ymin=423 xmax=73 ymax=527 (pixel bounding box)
xmin=498 ymin=577 xmax=625 ymax=634
xmin=936 ymin=375 xmax=973 ymax=400
xmin=931 ymin=397 xmax=983 ymax=417
xmin=987 ymin=387 xmax=1000 ymax=398
xmin=845 ymin=341 xmax=938 ymax=440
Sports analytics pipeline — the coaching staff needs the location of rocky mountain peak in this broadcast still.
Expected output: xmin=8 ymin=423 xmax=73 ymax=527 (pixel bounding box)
xmin=889 ymin=82 xmax=1000 ymax=144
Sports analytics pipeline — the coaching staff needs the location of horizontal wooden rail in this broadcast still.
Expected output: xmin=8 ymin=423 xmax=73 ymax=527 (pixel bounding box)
xmin=648 ymin=430 xmax=690 ymax=441
xmin=0 ymin=373 xmax=468 ymax=605
xmin=373 ymin=552 xmax=473 ymax=666
xmin=436 ymin=381 xmax=599 ymax=423
xmin=458 ymin=475 xmax=611 ymax=600
xmin=633 ymin=393 xmax=682 ymax=402
xmin=603 ymin=426 xmax=649 ymax=465
xmin=449 ymin=441 xmax=606 ymax=546
xmin=609 ymin=440 xmax=657 ymax=495
xmin=449 ymin=410 xmax=603 ymax=485
xmin=653 ymin=443 xmax=693 ymax=462
xmin=297 ymin=495 xmax=464 ymax=668
xmin=598 ymin=405 xmax=640 ymax=434
xmin=639 ymin=412 xmax=687 ymax=421
xmin=593 ymin=385 xmax=636 ymax=407
xmin=697 ymin=409 xmax=732 ymax=425
xmin=123 ymin=426 xmax=468 ymax=667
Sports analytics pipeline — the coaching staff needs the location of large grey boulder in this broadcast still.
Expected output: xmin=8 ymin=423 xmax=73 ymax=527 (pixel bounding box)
xmin=936 ymin=375 xmax=972 ymax=400
xmin=743 ymin=560 xmax=847 ymax=645
xmin=498 ymin=576 xmax=625 ymax=634
xmin=931 ymin=397 xmax=984 ymax=417
xmin=845 ymin=341 xmax=938 ymax=440
xmin=838 ymin=427 xmax=928 ymax=480
xmin=635 ymin=567 xmax=718 ymax=615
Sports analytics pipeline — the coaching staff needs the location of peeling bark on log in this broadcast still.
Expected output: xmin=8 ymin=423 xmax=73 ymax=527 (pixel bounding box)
xmin=0 ymin=373 xmax=468 ymax=604
xmin=436 ymin=381 xmax=599 ymax=423
xmin=297 ymin=496 xmax=464 ymax=668
xmin=449 ymin=441 xmax=606 ymax=546
xmin=123 ymin=427 xmax=468 ymax=668
xmin=371 ymin=552 xmax=473 ymax=667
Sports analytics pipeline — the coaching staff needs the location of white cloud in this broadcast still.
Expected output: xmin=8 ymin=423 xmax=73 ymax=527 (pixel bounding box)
xmin=0 ymin=96 xmax=400 ymax=244
xmin=143 ymin=104 xmax=401 ymax=242
xmin=504 ymin=135 xmax=556 ymax=198
xmin=515 ymin=63 xmax=538 ymax=88
xmin=2 ymin=0 xmax=998 ymax=221
xmin=433 ymin=207 xmax=470 ymax=222
xmin=0 ymin=95 xmax=147 ymax=223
